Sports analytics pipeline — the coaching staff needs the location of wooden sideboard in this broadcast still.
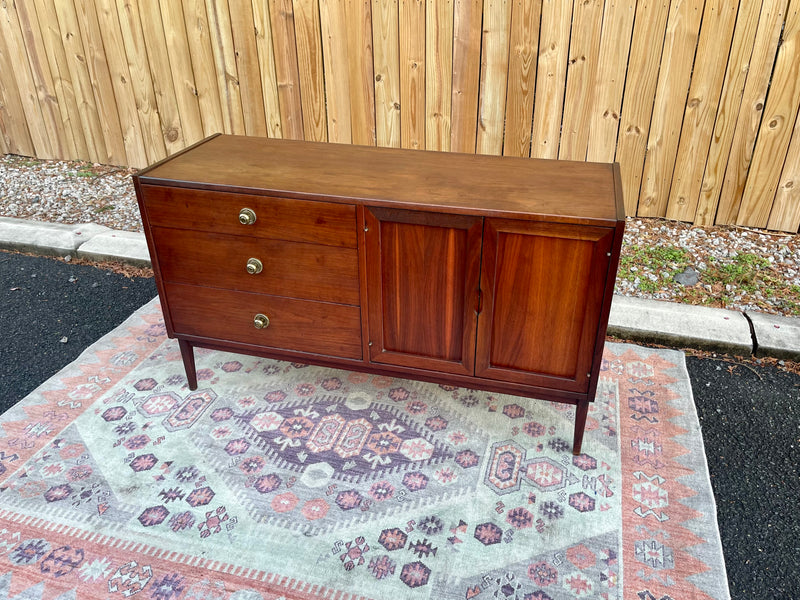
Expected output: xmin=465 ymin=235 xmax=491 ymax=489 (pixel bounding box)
xmin=134 ymin=134 xmax=624 ymax=455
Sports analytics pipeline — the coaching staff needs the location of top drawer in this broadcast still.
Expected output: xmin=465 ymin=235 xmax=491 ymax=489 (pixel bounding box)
xmin=138 ymin=185 xmax=357 ymax=248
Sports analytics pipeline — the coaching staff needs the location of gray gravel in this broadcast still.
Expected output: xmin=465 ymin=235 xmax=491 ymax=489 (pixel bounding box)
xmin=1 ymin=153 xmax=798 ymax=316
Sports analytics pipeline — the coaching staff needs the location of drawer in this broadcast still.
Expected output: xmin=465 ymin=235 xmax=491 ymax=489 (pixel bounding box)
xmin=140 ymin=185 xmax=357 ymax=248
xmin=152 ymin=227 xmax=360 ymax=305
xmin=165 ymin=283 xmax=362 ymax=360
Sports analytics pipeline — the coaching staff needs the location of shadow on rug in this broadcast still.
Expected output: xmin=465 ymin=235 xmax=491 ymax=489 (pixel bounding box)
xmin=0 ymin=299 xmax=729 ymax=600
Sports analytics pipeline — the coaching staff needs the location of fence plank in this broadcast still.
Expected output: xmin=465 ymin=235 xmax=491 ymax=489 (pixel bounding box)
xmin=476 ymin=0 xmax=512 ymax=156
xmin=399 ymin=0 xmax=425 ymax=149
xmin=716 ymin=0 xmax=786 ymax=225
xmin=426 ymin=0 xmax=454 ymax=151
xmin=559 ymin=0 xmax=603 ymax=161
xmin=530 ymin=0 xmax=571 ymax=159
xmin=229 ymin=0 xmax=268 ymax=137
xmin=615 ymin=0 xmax=670 ymax=216
xmin=372 ymin=0 xmax=401 ymax=147
xmin=182 ymin=0 xmax=225 ymax=137
xmin=638 ymin=0 xmax=704 ymax=217
xmin=450 ymin=0 xmax=481 ymax=153
xmin=94 ymin=0 xmax=148 ymax=167
xmin=251 ymin=0 xmax=283 ymax=138
xmin=693 ymin=0 xmax=764 ymax=226
xmin=666 ymin=0 xmax=738 ymax=222
xmin=206 ymin=0 xmax=246 ymax=135
xmin=15 ymin=0 xmax=73 ymax=158
xmin=0 ymin=1 xmax=52 ymax=158
xmin=269 ymin=0 xmax=305 ymax=139
xmin=319 ymin=0 xmax=351 ymax=143
xmin=586 ymin=0 xmax=635 ymax=163
xmin=113 ymin=0 xmax=168 ymax=162
xmin=53 ymin=0 xmax=109 ymax=163
xmin=0 ymin=5 xmax=35 ymax=156
xmin=737 ymin=3 xmax=800 ymax=228
xmin=769 ymin=109 xmax=800 ymax=231
xmin=502 ymin=0 xmax=540 ymax=158
xmin=292 ymin=0 xmax=327 ymax=142
xmin=346 ymin=0 xmax=376 ymax=146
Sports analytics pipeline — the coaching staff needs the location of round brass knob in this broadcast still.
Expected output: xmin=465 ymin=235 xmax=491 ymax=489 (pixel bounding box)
xmin=253 ymin=314 xmax=270 ymax=329
xmin=246 ymin=257 xmax=263 ymax=275
xmin=238 ymin=208 xmax=257 ymax=225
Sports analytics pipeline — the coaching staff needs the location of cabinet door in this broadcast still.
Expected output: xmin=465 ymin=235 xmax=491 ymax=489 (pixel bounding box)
xmin=364 ymin=208 xmax=483 ymax=375
xmin=476 ymin=219 xmax=614 ymax=392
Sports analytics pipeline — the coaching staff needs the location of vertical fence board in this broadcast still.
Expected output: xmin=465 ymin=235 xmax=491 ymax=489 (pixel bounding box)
xmin=476 ymin=0 xmax=512 ymax=156
xmin=426 ymin=0 xmax=454 ymax=151
xmin=293 ymin=0 xmax=327 ymax=142
xmin=113 ymin=0 xmax=167 ymax=162
xmin=769 ymin=109 xmax=800 ymax=230
xmin=206 ymin=0 xmax=246 ymax=135
xmin=559 ymin=0 xmax=603 ymax=161
xmin=399 ymin=0 xmax=425 ymax=149
xmin=229 ymin=0 xmax=268 ymax=137
xmin=737 ymin=4 xmax=800 ymax=228
xmin=53 ymin=0 xmax=108 ymax=163
xmin=94 ymin=0 xmax=148 ymax=167
xmin=667 ymin=0 xmax=738 ymax=222
xmin=182 ymin=0 xmax=225 ymax=137
xmin=530 ymin=0 xmax=571 ymax=159
xmin=716 ymin=0 xmax=786 ymax=225
xmin=450 ymin=0 xmax=481 ymax=153
xmin=615 ymin=0 xmax=670 ymax=216
xmin=319 ymin=0 xmax=351 ymax=143
xmin=503 ymin=0 xmax=540 ymax=158
xmin=346 ymin=0 xmax=376 ymax=146
xmin=372 ymin=0 xmax=400 ymax=147
xmin=638 ymin=0 xmax=703 ymax=217
xmin=0 ymin=1 xmax=52 ymax=158
xmin=586 ymin=0 xmax=635 ymax=163
xmin=270 ymin=0 xmax=305 ymax=139
xmin=15 ymin=0 xmax=73 ymax=159
xmin=693 ymin=0 xmax=764 ymax=225
xmin=0 ymin=5 xmax=35 ymax=156
xmin=251 ymin=0 xmax=283 ymax=138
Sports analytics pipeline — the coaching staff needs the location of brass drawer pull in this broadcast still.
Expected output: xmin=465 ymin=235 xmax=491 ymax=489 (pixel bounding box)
xmin=253 ymin=313 xmax=270 ymax=329
xmin=246 ymin=258 xmax=263 ymax=275
xmin=239 ymin=208 xmax=257 ymax=225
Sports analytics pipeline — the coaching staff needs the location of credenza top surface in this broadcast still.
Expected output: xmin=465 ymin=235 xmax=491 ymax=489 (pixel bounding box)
xmin=137 ymin=134 xmax=623 ymax=224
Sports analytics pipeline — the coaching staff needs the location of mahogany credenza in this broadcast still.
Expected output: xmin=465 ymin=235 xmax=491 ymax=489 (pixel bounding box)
xmin=134 ymin=134 xmax=624 ymax=455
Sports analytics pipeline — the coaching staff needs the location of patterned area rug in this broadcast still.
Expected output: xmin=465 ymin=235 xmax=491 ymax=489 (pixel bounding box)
xmin=0 ymin=298 xmax=729 ymax=600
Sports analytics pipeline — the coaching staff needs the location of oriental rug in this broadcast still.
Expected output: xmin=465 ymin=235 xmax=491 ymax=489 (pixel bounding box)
xmin=0 ymin=298 xmax=729 ymax=600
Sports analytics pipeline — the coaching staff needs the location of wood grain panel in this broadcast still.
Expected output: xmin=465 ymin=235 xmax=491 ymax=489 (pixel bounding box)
xmin=251 ymin=0 xmax=283 ymax=138
xmin=0 ymin=2 xmax=35 ymax=156
xmin=182 ymin=0 xmax=225 ymax=137
xmin=399 ymin=0 xmax=425 ymax=149
xmin=152 ymin=227 xmax=360 ymax=304
xmin=269 ymin=0 xmax=304 ymax=139
xmin=345 ymin=0 xmax=376 ymax=146
xmin=425 ymin=0 xmax=454 ymax=151
xmin=166 ymin=283 xmax=363 ymax=360
xmin=503 ymin=0 xmax=540 ymax=158
xmin=737 ymin=3 xmax=800 ymax=228
xmin=450 ymin=0 xmax=482 ymax=153
xmin=205 ymin=0 xmax=246 ymax=135
xmin=365 ymin=208 xmax=482 ymax=375
xmin=530 ymin=0 xmax=572 ymax=159
xmin=694 ymin=0 xmax=765 ymax=225
xmin=320 ymin=0 xmax=352 ymax=143
xmin=769 ymin=95 xmax=800 ymax=231
xmin=293 ymin=0 xmax=328 ymax=141
xmin=476 ymin=0 xmax=512 ymax=156
xmin=228 ymin=0 xmax=269 ymax=137
xmin=667 ymin=0 xmax=738 ymax=222
xmin=372 ymin=0 xmax=401 ymax=147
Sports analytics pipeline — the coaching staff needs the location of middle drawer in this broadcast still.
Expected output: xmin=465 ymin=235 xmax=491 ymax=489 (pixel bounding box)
xmin=152 ymin=227 xmax=360 ymax=305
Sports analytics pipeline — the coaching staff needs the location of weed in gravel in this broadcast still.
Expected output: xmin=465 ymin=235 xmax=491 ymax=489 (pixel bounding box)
xmin=618 ymin=244 xmax=692 ymax=290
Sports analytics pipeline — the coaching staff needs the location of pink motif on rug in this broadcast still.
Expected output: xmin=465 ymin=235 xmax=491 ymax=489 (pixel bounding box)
xmin=0 ymin=299 xmax=729 ymax=600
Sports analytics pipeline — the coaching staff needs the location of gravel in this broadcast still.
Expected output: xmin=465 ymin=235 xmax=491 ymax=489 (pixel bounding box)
xmin=1 ymin=153 xmax=799 ymax=317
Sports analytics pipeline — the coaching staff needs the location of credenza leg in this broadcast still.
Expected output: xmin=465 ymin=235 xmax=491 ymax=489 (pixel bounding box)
xmin=178 ymin=339 xmax=198 ymax=390
xmin=573 ymin=398 xmax=589 ymax=456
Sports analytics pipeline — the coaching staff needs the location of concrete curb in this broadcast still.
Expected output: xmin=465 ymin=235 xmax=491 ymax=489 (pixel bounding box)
xmin=2 ymin=217 xmax=799 ymax=361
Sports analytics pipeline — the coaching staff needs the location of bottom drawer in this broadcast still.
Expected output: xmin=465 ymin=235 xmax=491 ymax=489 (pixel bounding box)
xmin=165 ymin=283 xmax=362 ymax=360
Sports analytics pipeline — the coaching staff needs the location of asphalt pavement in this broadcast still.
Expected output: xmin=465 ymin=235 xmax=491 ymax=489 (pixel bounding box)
xmin=1 ymin=249 xmax=798 ymax=598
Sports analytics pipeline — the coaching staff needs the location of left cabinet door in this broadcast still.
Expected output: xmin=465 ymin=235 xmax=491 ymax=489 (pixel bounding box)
xmin=364 ymin=208 xmax=483 ymax=375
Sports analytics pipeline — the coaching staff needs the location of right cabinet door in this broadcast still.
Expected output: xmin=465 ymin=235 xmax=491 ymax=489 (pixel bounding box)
xmin=475 ymin=219 xmax=614 ymax=392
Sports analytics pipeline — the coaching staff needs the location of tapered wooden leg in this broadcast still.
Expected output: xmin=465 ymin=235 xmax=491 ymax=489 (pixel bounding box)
xmin=573 ymin=399 xmax=589 ymax=456
xmin=178 ymin=339 xmax=198 ymax=390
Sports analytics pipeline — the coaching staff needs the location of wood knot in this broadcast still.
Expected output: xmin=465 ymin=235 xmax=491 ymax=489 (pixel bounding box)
xmin=165 ymin=128 xmax=179 ymax=143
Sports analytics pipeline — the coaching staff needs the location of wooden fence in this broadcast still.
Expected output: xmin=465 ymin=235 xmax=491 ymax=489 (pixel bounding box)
xmin=0 ymin=0 xmax=799 ymax=232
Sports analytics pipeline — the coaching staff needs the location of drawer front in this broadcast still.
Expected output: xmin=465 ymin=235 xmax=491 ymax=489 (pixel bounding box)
xmin=141 ymin=185 xmax=357 ymax=248
xmin=165 ymin=283 xmax=362 ymax=360
xmin=152 ymin=227 xmax=360 ymax=305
